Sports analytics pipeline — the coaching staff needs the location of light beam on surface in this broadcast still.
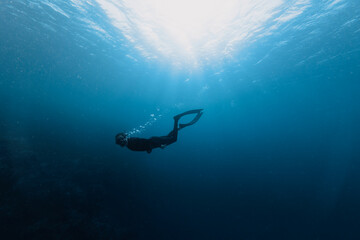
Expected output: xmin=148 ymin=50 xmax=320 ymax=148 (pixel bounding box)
xmin=94 ymin=0 xmax=312 ymax=67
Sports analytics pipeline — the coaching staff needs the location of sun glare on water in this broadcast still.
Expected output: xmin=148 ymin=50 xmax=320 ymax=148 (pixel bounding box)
xmin=94 ymin=0 xmax=313 ymax=67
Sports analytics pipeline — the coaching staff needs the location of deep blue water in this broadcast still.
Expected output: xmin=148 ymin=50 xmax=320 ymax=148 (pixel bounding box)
xmin=1 ymin=0 xmax=360 ymax=239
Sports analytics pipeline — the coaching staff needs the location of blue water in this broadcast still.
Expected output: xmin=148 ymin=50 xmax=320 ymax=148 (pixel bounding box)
xmin=1 ymin=0 xmax=360 ymax=239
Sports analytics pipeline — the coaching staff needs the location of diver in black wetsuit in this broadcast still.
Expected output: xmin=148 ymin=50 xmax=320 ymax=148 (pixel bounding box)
xmin=115 ymin=109 xmax=203 ymax=153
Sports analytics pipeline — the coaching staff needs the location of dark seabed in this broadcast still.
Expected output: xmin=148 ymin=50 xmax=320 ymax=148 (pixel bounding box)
xmin=1 ymin=0 xmax=360 ymax=239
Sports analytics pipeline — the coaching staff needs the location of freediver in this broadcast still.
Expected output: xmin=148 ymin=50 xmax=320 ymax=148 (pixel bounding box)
xmin=115 ymin=109 xmax=203 ymax=153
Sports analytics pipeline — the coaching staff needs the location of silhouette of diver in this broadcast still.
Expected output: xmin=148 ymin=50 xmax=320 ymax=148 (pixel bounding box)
xmin=116 ymin=109 xmax=203 ymax=153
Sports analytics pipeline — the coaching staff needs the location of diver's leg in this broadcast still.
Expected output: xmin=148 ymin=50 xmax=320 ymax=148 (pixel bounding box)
xmin=148 ymin=117 xmax=181 ymax=150
xmin=169 ymin=117 xmax=179 ymax=138
xmin=165 ymin=116 xmax=179 ymax=142
xmin=162 ymin=109 xmax=204 ymax=147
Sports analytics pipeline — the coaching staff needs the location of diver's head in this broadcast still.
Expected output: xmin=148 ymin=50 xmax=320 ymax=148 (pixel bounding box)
xmin=115 ymin=133 xmax=128 ymax=147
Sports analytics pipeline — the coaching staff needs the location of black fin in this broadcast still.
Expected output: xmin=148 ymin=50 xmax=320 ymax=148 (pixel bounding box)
xmin=174 ymin=109 xmax=203 ymax=120
xmin=178 ymin=111 xmax=203 ymax=129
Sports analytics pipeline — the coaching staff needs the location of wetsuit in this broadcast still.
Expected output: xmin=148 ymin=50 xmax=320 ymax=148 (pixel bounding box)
xmin=126 ymin=129 xmax=178 ymax=153
xmin=118 ymin=109 xmax=202 ymax=153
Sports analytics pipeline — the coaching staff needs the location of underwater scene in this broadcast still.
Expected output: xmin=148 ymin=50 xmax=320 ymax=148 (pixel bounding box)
xmin=1 ymin=0 xmax=360 ymax=239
